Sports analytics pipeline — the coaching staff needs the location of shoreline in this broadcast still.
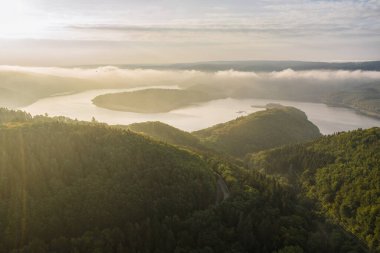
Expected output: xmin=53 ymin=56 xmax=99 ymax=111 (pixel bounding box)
xmin=325 ymin=102 xmax=380 ymax=120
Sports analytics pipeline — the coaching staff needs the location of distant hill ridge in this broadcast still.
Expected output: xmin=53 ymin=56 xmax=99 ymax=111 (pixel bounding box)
xmin=193 ymin=106 xmax=321 ymax=158
xmin=81 ymin=60 xmax=380 ymax=72
xmin=116 ymin=121 xmax=207 ymax=151
xmin=113 ymin=106 xmax=322 ymax=159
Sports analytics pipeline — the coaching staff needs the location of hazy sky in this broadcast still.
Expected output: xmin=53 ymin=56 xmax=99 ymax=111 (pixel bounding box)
xmin=0 ymin=0 xmax=379 ymax=65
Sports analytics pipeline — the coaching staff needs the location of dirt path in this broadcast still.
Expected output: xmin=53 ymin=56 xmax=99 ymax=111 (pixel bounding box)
xmin=215 ymin=174 xmax=230 ymax=204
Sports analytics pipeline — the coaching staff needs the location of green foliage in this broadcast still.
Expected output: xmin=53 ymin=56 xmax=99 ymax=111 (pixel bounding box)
xmin=117 ymin=121 xmax=207 ymax=151
xmin=92 ymin=89 xmax=217 ymax=113
xmin=3 ymin=144 xmax=364 ymax=253
xmin=0 ymin=108 xmax=32 ymax=124
xmin=193 ymin=107 xmax=321 ymax=158
xmin=0 ymin=109 xmax=369 ymax=252
xmin=156 ymin=156 xmax=364 ymax=253
xmin=0 ymin=120 xmax=216 ymax=252
xmin=248 ymin=127 xmax=380 ymax=252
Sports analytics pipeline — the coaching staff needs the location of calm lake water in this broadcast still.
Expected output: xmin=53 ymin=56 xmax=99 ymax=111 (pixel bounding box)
xmin=20 ymin=87 xmax=380 ymax=134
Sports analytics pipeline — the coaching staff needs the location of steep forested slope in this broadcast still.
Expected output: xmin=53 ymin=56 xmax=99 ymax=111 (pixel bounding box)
xmin=0 ymin=120 xmax=216 ymax=252
xmin=249 ymin=128 xmax=380 ymax=252
xmin=193 ymin=106 xmax=321 ymax=158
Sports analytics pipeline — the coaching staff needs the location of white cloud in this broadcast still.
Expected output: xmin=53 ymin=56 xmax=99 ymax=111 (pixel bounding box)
xmin=269 ymin=69 xmax=380 ymax=81
xmin=1 ymin=66 xmax=379 ymax=89
xmin=0 ymin=1 xmax=379 ymax=64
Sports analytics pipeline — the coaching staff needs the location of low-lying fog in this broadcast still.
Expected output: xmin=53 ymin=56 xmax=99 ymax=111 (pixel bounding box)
xmin=1 ymin=65 xmax=380 ymax=90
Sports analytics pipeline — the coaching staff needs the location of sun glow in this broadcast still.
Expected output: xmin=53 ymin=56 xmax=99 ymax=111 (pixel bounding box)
xmin=0 ymin=1 xmax=47 ymax=39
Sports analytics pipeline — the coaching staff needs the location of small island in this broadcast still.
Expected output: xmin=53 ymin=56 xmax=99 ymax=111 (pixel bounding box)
xmin=92 ymin=88 xmax=216 ymax=113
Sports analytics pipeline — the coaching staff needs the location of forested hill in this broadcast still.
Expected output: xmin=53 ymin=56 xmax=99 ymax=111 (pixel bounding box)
xmin=193 ymin=106 xmax=321 ymax=158
xmin=116 ymin=107 xmax=321 ymax=158
xmin=116 ymin=121 xmax=207 ymax=151
xmin=0 ymin=119 xmax=216 ymax=252
xmin=0 ymin=108 xmax=366 ymax=252
xmin=248 ymin=128 xmax=380 ymax=252
xmin=0 ymin=108 xmax=32 ymax=124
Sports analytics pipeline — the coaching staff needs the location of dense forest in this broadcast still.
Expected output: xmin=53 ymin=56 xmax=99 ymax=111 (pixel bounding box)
xmin=0 ymin=108 xmax=376 ymax=252
xmin=248 ymin=128 xmax=380 ymax=252
xmin=118 ymin=110 xmax=379 ymax=252
xmin=119 ymin=107 xmax=321 ymax=158
xmin=0 ymin=112 xmax=215 ymax=252
xmin=117 ymin=121 xmax=207 ymax=151
xmin=193 ymin=106 xmax=321 ymax=158
xmin=0 ymin=108 xmax=32 ymax=124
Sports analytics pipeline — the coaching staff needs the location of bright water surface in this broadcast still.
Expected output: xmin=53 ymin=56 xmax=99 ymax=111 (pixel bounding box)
xmin=21 ymin=87 xmax=380 ymax=134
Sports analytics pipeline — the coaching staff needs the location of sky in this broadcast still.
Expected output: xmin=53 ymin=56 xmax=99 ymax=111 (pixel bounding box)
xmin=0 ymin=0 xmax=379 ymax=66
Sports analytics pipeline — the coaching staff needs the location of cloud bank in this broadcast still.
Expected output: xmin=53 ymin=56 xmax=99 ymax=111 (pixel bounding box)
xmin=1 ymin=65 xmax=379 ymax=87
xmin=0 ymin=65 xmax=379 ymax=108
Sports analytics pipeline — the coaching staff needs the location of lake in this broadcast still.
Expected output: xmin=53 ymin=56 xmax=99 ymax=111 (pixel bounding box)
xmin=20 ymin=87 xmax=380 ymax=134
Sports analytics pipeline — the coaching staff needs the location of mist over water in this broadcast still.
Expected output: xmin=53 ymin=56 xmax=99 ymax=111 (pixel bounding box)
xmin=2 ymin=65 xmax=380 ymax=87
xmin=0 ymin=65 xmax=378 ymax=134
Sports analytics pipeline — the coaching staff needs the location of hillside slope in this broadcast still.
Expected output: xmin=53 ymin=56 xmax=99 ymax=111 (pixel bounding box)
xmin=324 ymin=83 xmax=380 ymax=118
xmin=0 ymin=108 xmax=367 ymax=253
xmin=117 ymin=121 xmax=207 ymax=151
xmin=0 ymin=71 xmax=100 ymax=108
xmin=0 ymin=120 xmax=216 ymax=252
xmin=248 ymin=128 xmax=380 ymax=252
xmin=193 ymin=106 xmax=321 ymax=158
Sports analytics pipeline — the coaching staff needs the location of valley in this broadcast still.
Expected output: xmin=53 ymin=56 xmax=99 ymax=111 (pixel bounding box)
xmin=1 ymin=62 xmax=379 ymax=253
xmin=1 ymin=0 xmax=379 ymax=252
xmin=0 ymin=107 xmax=377 ymax=252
